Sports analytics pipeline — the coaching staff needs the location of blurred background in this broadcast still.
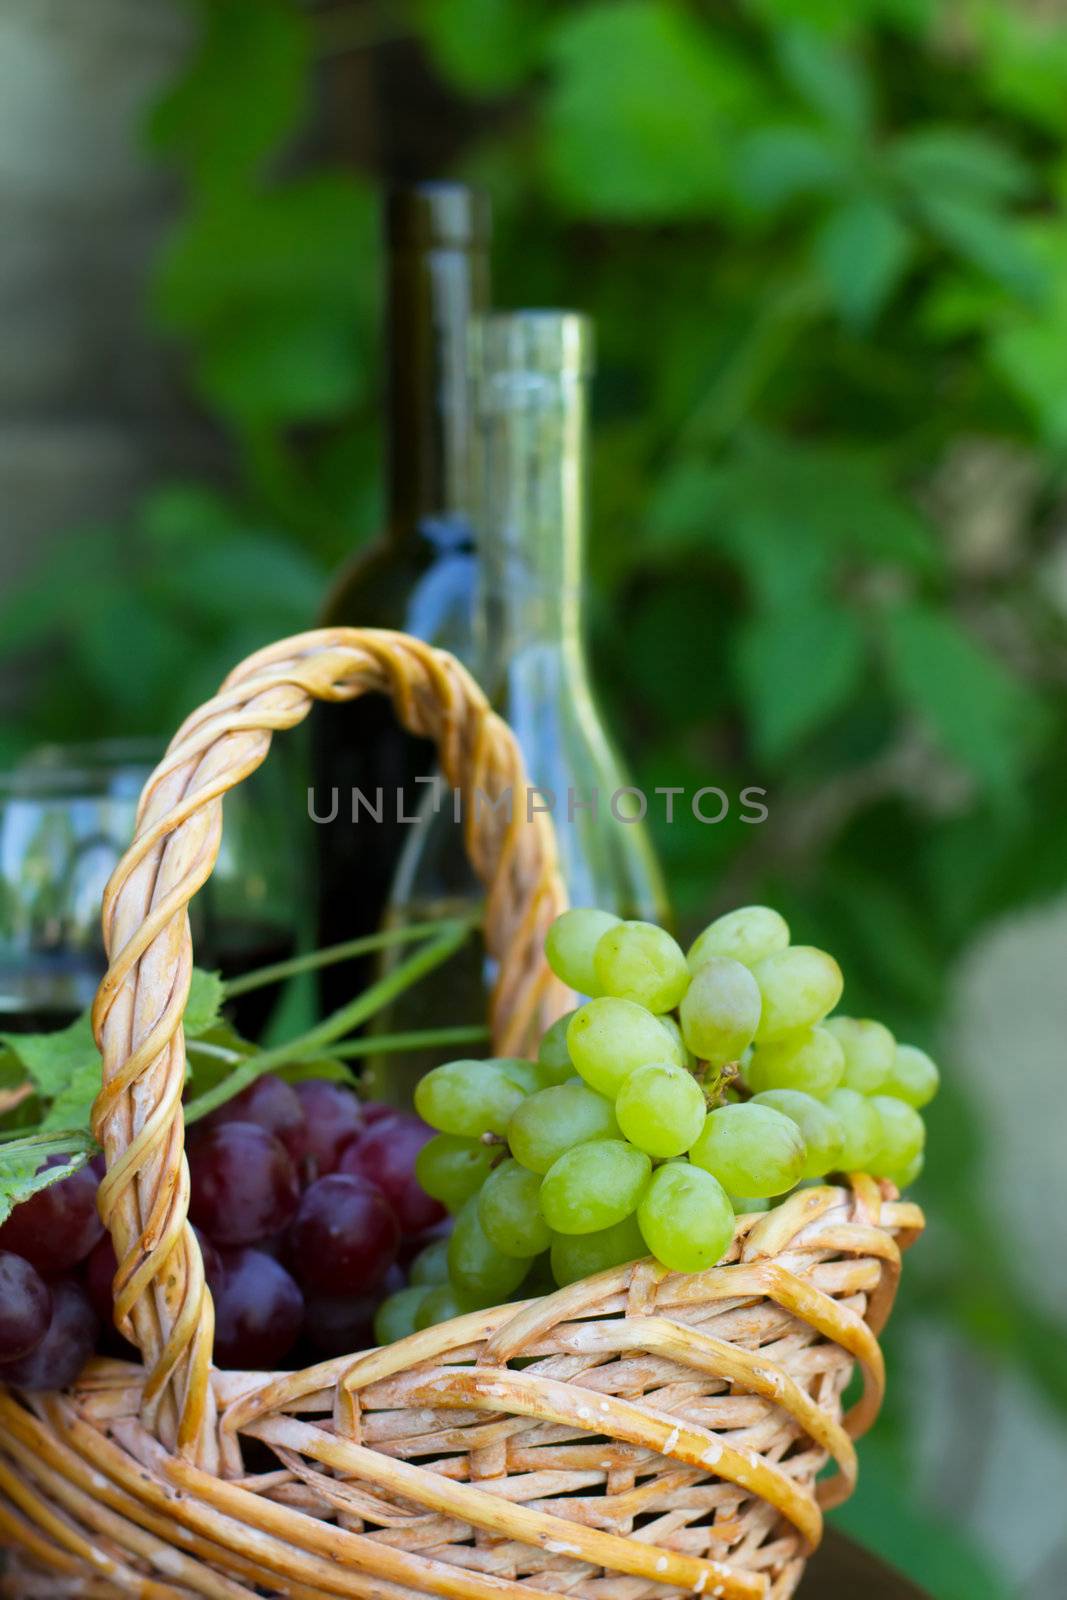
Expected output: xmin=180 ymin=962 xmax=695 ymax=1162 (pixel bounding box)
xmin=2 ymin=2 xmax=1066 ymax=1594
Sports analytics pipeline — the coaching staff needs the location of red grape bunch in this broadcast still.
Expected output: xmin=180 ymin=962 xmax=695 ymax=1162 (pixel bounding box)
xmin=0 ymin=1075 xmax=445 ymax=1385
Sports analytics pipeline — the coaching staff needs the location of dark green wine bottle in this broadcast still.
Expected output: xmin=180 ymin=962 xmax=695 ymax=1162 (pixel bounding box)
xmin=311 ymin=184 xmax=491 ymax=1012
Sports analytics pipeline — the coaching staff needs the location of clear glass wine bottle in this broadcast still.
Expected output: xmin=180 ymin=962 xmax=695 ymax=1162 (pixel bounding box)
xmin=368 ymin=311 xmax=669 ymax=1106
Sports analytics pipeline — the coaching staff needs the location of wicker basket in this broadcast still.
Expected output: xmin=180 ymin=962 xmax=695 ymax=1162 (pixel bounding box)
xmin=0 ymin=628 xmax=924 ymax=1599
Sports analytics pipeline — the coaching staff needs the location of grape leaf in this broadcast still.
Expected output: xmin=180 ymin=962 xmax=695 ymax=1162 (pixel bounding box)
xmin=0 ymin=1013 xmax=97 ymax=1102
xmin=0 ymin=969 xmax=223 ymax=1144
xmin=733 ymin=123 xmax=853 ymax=214
xmin=889 ymin=125 xmax=1033 ymax=204
xmin=542 ymin=1 xmax=761 ymax=217
xmin=147 ymin=0 xmax=310 ymax=193
xmin=184 ymin=968 xmax=226 ymax=1039
xmin=0 ymin=1132 xmax=95 ymax=1228
xmin=416 ymin=0 xmax=545 ymax=96
xmin=775 ymin=25 xmax=874 ymax=135
xmin=882 ymin=602 xmax=1046 ymax=798
xmin=813 ymin=196 xmax=914 ymax=326
xmin=734 ymin=605 xmax=867 ymax=761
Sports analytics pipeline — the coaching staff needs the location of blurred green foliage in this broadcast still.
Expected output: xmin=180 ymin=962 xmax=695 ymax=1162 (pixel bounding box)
xmin=6 ymin=1 xmax=1067 ymax=1589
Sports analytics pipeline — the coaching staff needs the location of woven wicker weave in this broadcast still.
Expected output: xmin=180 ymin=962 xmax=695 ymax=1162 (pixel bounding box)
xmin=0 ymin=628 xmax=923 ymax=1599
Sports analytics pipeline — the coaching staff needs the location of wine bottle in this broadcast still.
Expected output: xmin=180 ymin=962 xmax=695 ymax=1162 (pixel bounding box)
xmin=370 ymin=311 xmax=669 ymax=1105
xmin=311 ymin=184 xmax=490 ymax=1013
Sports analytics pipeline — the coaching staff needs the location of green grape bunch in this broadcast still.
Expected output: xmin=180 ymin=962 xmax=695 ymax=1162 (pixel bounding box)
xmin=375 ymin=906 xmax=938 ymax=1338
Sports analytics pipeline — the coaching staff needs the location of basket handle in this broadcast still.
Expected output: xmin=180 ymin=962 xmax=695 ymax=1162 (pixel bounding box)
xmin=89 ymin=628 xmax=569 ymax=1464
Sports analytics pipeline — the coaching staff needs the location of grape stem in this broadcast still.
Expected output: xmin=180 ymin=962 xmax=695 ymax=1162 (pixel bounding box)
xmin=696 ymin=1060 xmax=741 ymax=1107
xmin=221 ymin=915 xmax=482 ymax=998
xmin=183 ymin=919 xmax=475 ymax=1125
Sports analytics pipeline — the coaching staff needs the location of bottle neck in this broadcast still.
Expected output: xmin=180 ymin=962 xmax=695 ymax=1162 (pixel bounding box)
xmin=474 ymin=359 xmax=590 ymax=684
xmin=385 ymin=194 xmax=490 ymax=550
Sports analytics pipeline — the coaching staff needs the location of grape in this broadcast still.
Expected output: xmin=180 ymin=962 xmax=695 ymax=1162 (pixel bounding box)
xmin=637 ymin=1164 xmax=735 ymax=1274
xmin=478 ymin=1160 xmax=551 ymax=1257
xmin=494 ymin=1059 xmax=555 ymax=1095
xmin=687 ymin=906 xmax=790 ymax=972
xmin=539 ymin=1140 xmax=651 ymax=1235
xmin=374 ymin=1286 xmax=428 ymax=1344
xmin=657 ymin=1014 xmax=695 ymax=1069
xmin=751 ymin=1089 xmax=844 ymax=1179
xmin=567 ymin=997 xmax=677 ymax=1097
xmin=868 ymin=1097 xmax=925 ymax=1177
xmin=507 ymin=1081 xmax=618 ymax=1174
xmin=86 ymin=1230 xmax=222 ymax=1328
xmin=303 ymin=1269 xmax=402 ymax=1357
xmin=550 ymin=1215 xmax=646 ymax=1287
xmin=615 ymin=1062 xmax=706 ymax=1158
xmin=592 ymin=921 xmax=689 ymax=1013
xmin=205 ymin=1073 xmax=307 ymax=1163
xmin=212 ymin=1248 xmax=303 ymax=1369
xmin=0 ymin=1252 xmax=52 ymax=1363
xmin=689 ymin=1104 xmax=805 ymax=1196
xmin=751 ymin=947 xmax=843 ymax=1042
xmin=824 ymin=1017 xmax=894 ymax=1093
xmin=885 ymin=1044 xmax=940 ymax=1109
xmin=409 ymin=1236 xmax=451 ymax=1287
xmin=414 ymin=1133 xmax=496 ymax=1211
xmin=288 ymin=1174 xmax=399 ymax=1295
xmin=0 ymin=1278 xmax=97 ymax=1391
xmin=360 ymin=1101 xmax=397 ymax=1126
xmin=887 ymin=1150 xmax=924 ymax=1189
xmin=0 ymin=1157 xmax=104 ymax=1274
xmin=517 ymin=1254 xmax=556 ymax=1297
xmin=537 ymin=1011 xmax=577 ymax=1083
xmin=447 ymin=1198 xmax=531 ymax=1301
xmin=414 ymin=1060 xmax=525 ymax=1138
xmin=745 ymin=1025 xmax=845 ymax=1098
xmin=678 ymin=957 xmax=761 ymax=1065
xmin=824 ymin=1088 xmax=882 ymax=1171
xmin=83 ymin=1234 xmax=121 ymax=1325
xmin=728 ymin=1195 xmax=771 ymax=1214
xmin=295 ymin=1080 xmax=366 ymax=1175
xmin=337 ymin=1114 xmax=445 ymax=1234
xmin=189 ymin=1123 xmax=300 ymax=1247
xmin=544 ymin=908 xmax=621 ymax=995
xmin=415 ymin=1282 xmax=483 ymax=1330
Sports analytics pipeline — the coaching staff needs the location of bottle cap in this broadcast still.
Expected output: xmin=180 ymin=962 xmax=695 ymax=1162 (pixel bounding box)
xmin=386 ymin=183 xmax=491 ymax=249
xmin=473 ymin=311 xmax=594 ymax=380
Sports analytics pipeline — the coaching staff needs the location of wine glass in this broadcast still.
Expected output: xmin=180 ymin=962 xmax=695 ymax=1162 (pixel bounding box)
xmin=1 ymin=738 xmax=306 ymax=1040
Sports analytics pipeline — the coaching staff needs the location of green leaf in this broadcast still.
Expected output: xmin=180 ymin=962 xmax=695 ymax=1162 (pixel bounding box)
xmin=147 ymin=0 xmax=310 ymax=192
xmin=196 ymin=307 xmax=365 ymax=426
xmin=733 ymin=124 xmax=853 ymax=214
xmin=184 ymin=969 xmax=225 ymax=1039
xmin=989 ymin=223 xmax=1067 ymax=445
xmin=882 ymin=603 xmax=1045 ymax=798
xmin=542 ymin=1 xmax=760 ymax=218
xmin=917 ymin=192 xmax=1047 ymax=303
xmin=156 ymin=534 xmax=324 ymax=627
xmin=416 ymin=0 xmax=544 ymax=95
xmin=40 ymin=1061 xmax=104 ymax=1135
xmin=648 ymin=439 xmax=938 ymax=609
xmin=0 ymin=1131 xmax=95 ymax=1227
xmin=813 ymin=196 xmax=913 ymax=326
xmin=155 ymin=176 xmax=376 ymax=331
xmin=734 ymin=605 xmax=866 ymax=761
xmin=750 ymin=0 xmax=933 ymax=30
xmin=776 ymin=26 xmax=873 ymax=135
xmin=72 ymin=600 xmax=191 ymax=721
xmin=973 ymin=7 xmax=1067 ymax=135
xmin=890 ymin=126 xmax=1033 ymax=204
xmin=1 ymin=1013 xmax=97 ymax=1101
